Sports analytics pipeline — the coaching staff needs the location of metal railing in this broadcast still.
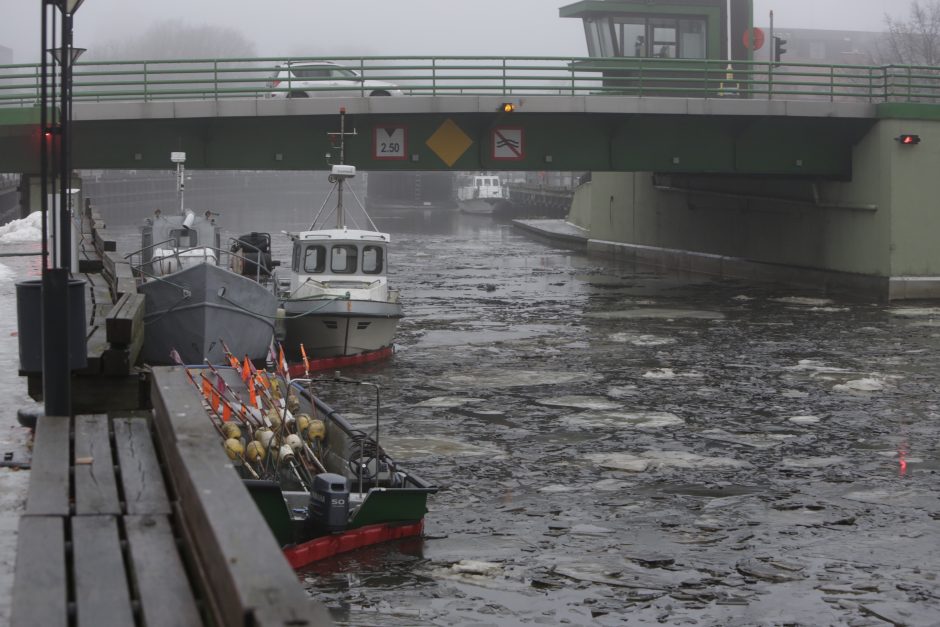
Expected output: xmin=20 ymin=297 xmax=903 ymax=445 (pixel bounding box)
xmin=2 ymin=56 xmax=940 ymax=106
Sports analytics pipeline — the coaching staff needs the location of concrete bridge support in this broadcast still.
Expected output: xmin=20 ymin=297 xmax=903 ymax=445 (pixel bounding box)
xmin=569 ymin=119 xmax=940 ymax=300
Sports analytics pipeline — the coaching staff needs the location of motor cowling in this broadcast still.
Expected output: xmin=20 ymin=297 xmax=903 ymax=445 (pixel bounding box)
xmin=307 ymin=473 xmax=349 ymax=532
xmin=231 ymin=232 xmax=273 ymax=277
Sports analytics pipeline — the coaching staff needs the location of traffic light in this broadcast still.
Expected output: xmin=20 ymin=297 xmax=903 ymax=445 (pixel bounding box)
xmin=897 ymin=134 xmax=921 ymax=145
xmin=773 ymin=35 xmax=788 ymax=63
xmin=499 ymin=102 xmax=516 ymax=113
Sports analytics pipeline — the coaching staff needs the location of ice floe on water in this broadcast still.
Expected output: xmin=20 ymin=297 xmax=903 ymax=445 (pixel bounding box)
xmin=785 ymin=359 xmax=849 ymax=374
xmin=608 ymin=385 xmax=639 ymax=398
xmin=779 ymin=456 xmax=847 ymax=469
xmin=841 ymin=488 xmax=940 ymax=508
xmin=771 ymin=296 xmax=835 ymax=306
xmin=608 ymin=332 xmax=677 ymax=346
xmin=562 ymin=411 xmax=684 ymax=430
xmin=888 ymin=307 xmax=940 ymax=317
xmin=584 ymin=308 xmax=725 ymax=321
xmin=414 ymin=396 xmax=485 ymax=408
xmin=732 ymin=295 xmax=755 ymax=301
xmin=381 ymin=435 xmax=504 ymax=459
xmin=833 ymin=377 xmax=888 ymax=394
xmin=587 ymin=450 xmax=750 ymax=473
xmin=643 ymin=368 xmax=703 ymax=380
xmin=536 ymin=395 xmax=622 ymax=411
xmin=700 ymin=429 xmax=796 ymax=449
xmin=0 ymin=211 xmax=43 ymax=244
xmin=440 ymin=369 xmax=598 ymax=389
xmin=788 ymin=415 xmax=821 ymax=425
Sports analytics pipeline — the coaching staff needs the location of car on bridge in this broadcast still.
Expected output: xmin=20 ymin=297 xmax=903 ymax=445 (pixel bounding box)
xmin=266 ymin=61 xmax=403 ymax=98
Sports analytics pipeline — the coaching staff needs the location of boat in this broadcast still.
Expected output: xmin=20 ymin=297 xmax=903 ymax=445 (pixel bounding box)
xmin=279 ymin=109 xmax=403 ymax=364
xmin=456 ymin=173 xmax=508 ymax=215
xmin=128 ymin=152 xmax=279 ymax=365
xmin=179 ymin=354 xmax=436 ymax=569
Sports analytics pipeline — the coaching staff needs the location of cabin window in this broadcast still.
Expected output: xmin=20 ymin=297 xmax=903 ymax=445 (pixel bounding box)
xmin=169 ymin=228 xmax=196 ymax=248
xmin=362 ymin=245 xmax=384 ymax=274
xmin=651 ymin=20 xmax=677 ymax=58
xmin=303 ymin=245 xmax=326 ymax=273
xmin=330 ymin=245 xmax=358 ymax=274
xmin=678 ymin=20 xmax=706 ymax=59
xmin=616 ymin=20 xmax=646 ymax=57
xmin=608 ymin=16 xmax=708 ymax=59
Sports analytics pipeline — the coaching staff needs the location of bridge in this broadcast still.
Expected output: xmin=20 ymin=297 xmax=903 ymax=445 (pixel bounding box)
xmin=3 ymin=55 xmax=940 ymax=299
xmin=0 ymin=56 xmax=938 ymax=175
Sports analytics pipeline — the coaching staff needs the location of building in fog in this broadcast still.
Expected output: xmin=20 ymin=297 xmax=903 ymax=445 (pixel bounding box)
xmin=756 ymin=28 xmax=886 ymax=65
xmin=0 ymin=45 xmax=12 ymax=65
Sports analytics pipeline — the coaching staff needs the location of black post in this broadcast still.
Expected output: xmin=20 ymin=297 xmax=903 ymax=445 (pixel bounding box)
xmin=59 ymin=11 xmax=72 ymax=271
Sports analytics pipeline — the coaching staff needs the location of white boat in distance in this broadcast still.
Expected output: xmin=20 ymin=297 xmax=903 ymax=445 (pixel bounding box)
xmin=457 ymin=173 xmax=507 ymax=215
xmin=129 ymin=153 xmax=278 ymax=365
xmin=280 ymin=111 xmax=402 ymax=361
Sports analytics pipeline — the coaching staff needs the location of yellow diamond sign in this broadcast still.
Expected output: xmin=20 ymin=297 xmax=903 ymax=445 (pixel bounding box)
xmin=426 ymin=119 xmax=473 ymax=167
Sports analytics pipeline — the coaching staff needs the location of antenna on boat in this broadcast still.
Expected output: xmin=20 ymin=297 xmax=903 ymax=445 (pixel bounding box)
xmin=171 ymin=151 xmax=186 ymax=215
xmin=325 ymin=108 xmax=358 ymax=229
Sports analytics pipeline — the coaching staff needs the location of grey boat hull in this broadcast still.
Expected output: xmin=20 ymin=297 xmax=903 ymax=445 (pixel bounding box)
xmin=281 ymin=298 xmax=402 ymax=359
xmin=139 ymin=263 xmax=278 ymax=365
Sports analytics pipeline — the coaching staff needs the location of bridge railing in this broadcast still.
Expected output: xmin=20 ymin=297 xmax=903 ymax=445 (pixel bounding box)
xmin=2 ymin=56 xmax=940 ymax=106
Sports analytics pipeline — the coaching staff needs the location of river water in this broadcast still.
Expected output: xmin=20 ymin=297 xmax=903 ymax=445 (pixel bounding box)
xmin=3 ymin=172 xmax=940 ymax=626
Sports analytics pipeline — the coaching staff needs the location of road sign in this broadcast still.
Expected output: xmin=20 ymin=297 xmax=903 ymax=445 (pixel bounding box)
xmin=373 ymin=126 xmax=407 ymax=160
xmin=492 ymin=127 xmax=524 ymax=161
xmin=743 ymin=27 xmax=765 ymax=51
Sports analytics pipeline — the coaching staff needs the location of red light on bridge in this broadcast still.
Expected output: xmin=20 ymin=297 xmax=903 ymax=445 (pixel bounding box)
xmin=897 ymin=134 xmax=921 ymax=145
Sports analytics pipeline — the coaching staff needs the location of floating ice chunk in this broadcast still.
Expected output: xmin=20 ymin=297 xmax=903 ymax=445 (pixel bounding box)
xmin=786 ymin=359 xmax=848 ymax=374
xmin=644 ymin=368 xmax=675 ymax=379
xmin=788 ymin=415 xmax=821 ymax=425
xmin=0 ymin=211 xmax=45 ymax=244
xmin=570 ymin=524 xmax=614 ymax=535
xmin=539 ymin=484 xmax=575 ymax=493
xmin=562 ymin=411 xmax=684 ymax=429
xmin=450 ymin=560 xmax=502 ymax=576
xmin=592 ymin=478 xmax=629 ymax=491
xmin=609 ymin=332 xmax=677 ymax=346
xmin=780 ymin=456 xmax=846 ymax=469
xmin=537 ymin=395 xmax=622 ymax=411
xmin=780 ymin=390 xmax=810 ymax=398
xmin=888 ymin=307 xmax=940 ymax=317
xmin=415 ymin=396 xmax=485 ymax=408
xmin=841 ymin=489 xmax=929 ymax=507
xmin=732 ymin=295 xmax=755 ymax=301
xmin=442 ymin=369 xmax=598 ymax=389
xmin=771 ymin=296 xmax=835 ymax=306
xmin=584 ymin=308 xmax=725 ymax=320
xmin=383 ymin=435 xmax=504 ymax=459
xmin=808 ymin=306 xmax=850 ymax=313
xmin=588 ymin=450 xmax=749 ymax=472
xmin=608 ymin=385 xmax=639 ymax=398
xmin=833 ymin=378 xmax=886 ymax=393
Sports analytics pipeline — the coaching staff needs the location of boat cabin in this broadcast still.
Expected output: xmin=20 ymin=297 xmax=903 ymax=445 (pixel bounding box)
xmin=559 ymin=0 xmax=755 ymax=97
xmin=289 ymin=228 xmax=390 ymax=293
xmin=457 ymin=174 xmax=505 ymax=201
xmin=139 ymin=209 xmax=222 ymax=277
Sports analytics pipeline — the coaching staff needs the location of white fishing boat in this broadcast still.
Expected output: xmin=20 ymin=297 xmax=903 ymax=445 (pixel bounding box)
xmin=280 ymin=111 xmax=402 ymax=363
xmin=128 ymin=153 xmax=279 ymax=365
xmin=456 ymin=173 xmax=507 ymax=215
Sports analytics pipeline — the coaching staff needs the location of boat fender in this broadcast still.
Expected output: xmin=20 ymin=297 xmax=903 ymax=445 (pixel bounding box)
xmin=285 ymin=434 xmax=303 ymax=453
xmin=221 ymin=423 xmax=241 ymax=440
xmin=306 ymin=420 xmax=326 ymax=442
xmin=224 ymin=438 xmax=244 ymax=460
xmin=265 ymin=407 xmax=282 ymax=431
xmin=295 ymin=413 xmax=311 ymax=433
xmin=287 ymin=394 xmax=301 ymax=414
xmin=255 ymin=428 xmax=277 ymax=450
xmin=245 ymin=440 xmax=266 ymax=462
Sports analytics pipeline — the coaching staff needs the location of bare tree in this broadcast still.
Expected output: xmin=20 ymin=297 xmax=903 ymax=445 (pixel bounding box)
xmin=86 ymin=19 xmax=257 ymax=61
xmin=884 ymin=1 xmax=940 ymax=65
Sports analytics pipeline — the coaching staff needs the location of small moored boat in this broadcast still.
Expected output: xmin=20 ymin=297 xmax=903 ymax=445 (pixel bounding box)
xmin=457 ymin=173 xmax=507 ymax=215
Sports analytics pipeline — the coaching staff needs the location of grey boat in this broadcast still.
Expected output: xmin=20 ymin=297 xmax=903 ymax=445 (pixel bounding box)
xmin=129 ymin=153 xmax=278 ymax=365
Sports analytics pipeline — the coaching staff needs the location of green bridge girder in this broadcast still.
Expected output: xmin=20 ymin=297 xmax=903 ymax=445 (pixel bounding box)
xmin=0 ymin=105 xmax=874 ymax=177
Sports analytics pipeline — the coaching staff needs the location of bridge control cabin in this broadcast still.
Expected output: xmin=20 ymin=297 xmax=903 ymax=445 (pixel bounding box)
xmin=560 ymin=0 xmax=755 ymax=97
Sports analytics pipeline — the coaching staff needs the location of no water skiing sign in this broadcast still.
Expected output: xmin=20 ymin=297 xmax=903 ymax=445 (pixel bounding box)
xmin=492 ymin=127 xmax=525 ymax=161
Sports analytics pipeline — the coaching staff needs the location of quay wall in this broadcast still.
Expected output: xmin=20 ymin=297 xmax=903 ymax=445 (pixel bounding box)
xmin=568 ymin=118 xmax=940 ymax=299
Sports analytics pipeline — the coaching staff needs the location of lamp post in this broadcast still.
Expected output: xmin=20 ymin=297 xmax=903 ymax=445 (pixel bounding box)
xmin=40 ymin=0 xmax=85 ymax=417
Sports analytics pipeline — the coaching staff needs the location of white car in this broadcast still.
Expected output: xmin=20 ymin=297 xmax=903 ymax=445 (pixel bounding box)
xmin=266 ymin=61 xmax=403 ymax=98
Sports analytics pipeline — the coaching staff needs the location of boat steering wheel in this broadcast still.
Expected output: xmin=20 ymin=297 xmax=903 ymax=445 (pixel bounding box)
xmin=347 ymin=454 xmax=379 ymax=481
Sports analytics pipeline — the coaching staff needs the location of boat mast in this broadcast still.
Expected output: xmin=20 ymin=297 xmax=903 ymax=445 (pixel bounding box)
xmin=171 ymin=151 xmax=186 ymax=215
xmin=337 ymin=108 xmax=346 ymax=229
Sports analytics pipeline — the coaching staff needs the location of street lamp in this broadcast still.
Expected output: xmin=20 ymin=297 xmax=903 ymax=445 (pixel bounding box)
xmin=39 ymin=0 xmax=87 ymax=416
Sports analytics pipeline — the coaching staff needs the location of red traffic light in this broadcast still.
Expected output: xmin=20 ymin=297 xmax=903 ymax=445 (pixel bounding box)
xmin=898 ymin=134 xmax=921 ymax=145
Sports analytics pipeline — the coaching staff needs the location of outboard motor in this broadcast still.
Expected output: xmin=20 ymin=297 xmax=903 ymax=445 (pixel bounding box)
xmin=308 ymin=473 xmax=350 ymax=532
xmin=231 ymin=231 xmax=274 ymax=277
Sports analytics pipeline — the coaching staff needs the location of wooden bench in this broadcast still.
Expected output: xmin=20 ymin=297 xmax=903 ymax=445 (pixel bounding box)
xmin=12 ymin=415 xmax=203 ymax=627
xmin=102 ymin=292 xmax=146 ymax=374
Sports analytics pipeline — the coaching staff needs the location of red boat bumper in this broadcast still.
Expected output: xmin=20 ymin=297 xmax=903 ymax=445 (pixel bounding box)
xmin=284 ymin=520 xmax=424 ymax=569
xmin=287 ymin=345 xmax=394 ymax=378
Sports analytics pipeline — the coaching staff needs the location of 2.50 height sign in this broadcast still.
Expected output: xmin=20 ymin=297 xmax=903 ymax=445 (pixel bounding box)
xmin=373 ymin=126 xmax=407 ymax=160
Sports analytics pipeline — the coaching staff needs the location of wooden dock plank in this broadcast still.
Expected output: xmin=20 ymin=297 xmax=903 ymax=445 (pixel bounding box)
xmin=106 ymin=292 xmax=145 ymax=347
xmin=10 ymin=516 xmax=68 ymax=627
xmin=151 ymin=367 xmax=330 ymax=627
xmin=71 ymin=516 xmax=135 ymax=627
xmin=125 ymin=515 xmax=203 ymax=627
xmin=113 ymin=418 xmax=171 ymax=515
xmin=25 ymin=416 xmax=70 ymax=516
xmin=74 ymin=415 xmax=121 ymax=515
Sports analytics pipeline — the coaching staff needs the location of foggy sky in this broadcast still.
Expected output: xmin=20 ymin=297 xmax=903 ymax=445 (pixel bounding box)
xmin=0 ymin=0 xmax=911 ymax=63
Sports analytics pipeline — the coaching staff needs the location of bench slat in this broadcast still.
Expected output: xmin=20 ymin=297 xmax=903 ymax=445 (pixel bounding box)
xmin=106 ymin=292 xmax=145 ymax=347
xmin=74 ymin=415 xmax=121 ymax=515
xmin=25 ymin=416 xmax=70 ymax=516
xmin=114 ymin=418 xmax=171 ymax=515
xmin=10 ymin=516 xmax=67 ymax=627
xmin=125 ymin=515 xmax=203 ymax=627
xmin=72 ymin=516 xmax=135 ymax=627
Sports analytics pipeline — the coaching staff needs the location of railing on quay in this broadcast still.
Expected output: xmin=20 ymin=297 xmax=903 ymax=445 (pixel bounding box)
xmin=2 ymin=56 xmax=940 ymax=107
